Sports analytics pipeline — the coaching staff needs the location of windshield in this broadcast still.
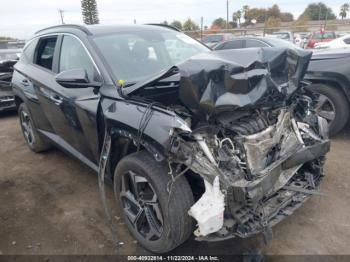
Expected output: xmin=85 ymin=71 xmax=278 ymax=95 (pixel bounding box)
xmin=202 ymin=35 xmax=224 ymax=43
xmin=93 ymin=30 xmax=209 ymax=84
xmin=312 ymin=32 xmax=335 ymax=39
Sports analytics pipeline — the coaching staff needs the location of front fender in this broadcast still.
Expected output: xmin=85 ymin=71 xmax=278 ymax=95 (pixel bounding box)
xmin=100 ymin=97 xmax=190 ymax=161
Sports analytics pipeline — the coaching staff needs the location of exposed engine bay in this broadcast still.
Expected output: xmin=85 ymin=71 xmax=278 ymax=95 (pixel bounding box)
xmin=101 ymin=47 xmax=330 ymax=242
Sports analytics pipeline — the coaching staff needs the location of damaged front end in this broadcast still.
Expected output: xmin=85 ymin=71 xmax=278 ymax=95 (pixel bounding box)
xmin=101 ymin=47 xmax=330 ymax=243
xmin=169 ymin=107 xmax=329 ymax=241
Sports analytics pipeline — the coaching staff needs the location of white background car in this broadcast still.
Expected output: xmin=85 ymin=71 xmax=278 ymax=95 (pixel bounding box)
xmin=314 ymin=34 xmax=350 ymax=49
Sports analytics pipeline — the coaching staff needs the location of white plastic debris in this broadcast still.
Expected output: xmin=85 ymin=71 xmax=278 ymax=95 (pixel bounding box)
xmin=188 ymin=176 xmax=225 ymax=237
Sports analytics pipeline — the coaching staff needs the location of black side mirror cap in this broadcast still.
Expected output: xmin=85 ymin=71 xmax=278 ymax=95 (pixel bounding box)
xmin=56 ymin=68 xmax=102 ymax=88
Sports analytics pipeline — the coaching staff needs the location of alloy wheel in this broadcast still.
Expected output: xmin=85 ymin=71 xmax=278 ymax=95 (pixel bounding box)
xmin=315 ymin=94 xmax=336 ymax=124
xmin=20 ymin=110 xmax=35 ymax=147
xmin=118 ymin=171 xmax=164 ymax=241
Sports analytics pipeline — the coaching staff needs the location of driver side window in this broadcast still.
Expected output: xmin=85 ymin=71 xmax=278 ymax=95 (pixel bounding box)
xmin=59 ymin=35 xmax=100 ymax=81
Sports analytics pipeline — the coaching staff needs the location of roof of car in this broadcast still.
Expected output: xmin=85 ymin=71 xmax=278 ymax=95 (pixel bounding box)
xmin=204 ymin=33 xmax=233 ymax=36
xmin=35 ymin=24 xmax=177 ymax=36
xmin=223 ymin=36 xmax=271 ymax=41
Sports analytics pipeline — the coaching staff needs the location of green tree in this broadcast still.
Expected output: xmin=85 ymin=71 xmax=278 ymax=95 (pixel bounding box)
xmin=212 ymin=17 xmax=227 ymax=29
xmin=245 ymin=8 xmax=267 ymax=23
xmin=267 ymin=4 xmax=281 ymax=18
xmin=183 ymin=18 xmax=199 ymax=31
xmin=339 ymin=3 xmax=350 ymax=19
xmin=299 ymin=3 xmax=336 ymax=21
xmin=280 ymin=12 xmax=294 ymax=22
xmin=265 ymin=17 xmax=281 ymax=33
xmin=81 ymin=0 xmax=99 ymax=24
xmin=170 ymin=20 xmax=182 ymax=30
xmin=242 ymin=4 xmax=293 ymax=25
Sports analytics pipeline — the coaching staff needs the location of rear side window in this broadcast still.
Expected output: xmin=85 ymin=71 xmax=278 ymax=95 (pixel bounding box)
xmin=246 ymin=40 xmax=269 ymax=48
xmin=35 ymin=37 xmax=57 ymax=70
xmin=220 ymin=40 xmax=244 ymax=50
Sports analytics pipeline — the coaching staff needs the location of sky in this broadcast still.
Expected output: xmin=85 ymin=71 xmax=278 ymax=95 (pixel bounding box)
xmin=0 ymin=0 xmax=347 ymax=39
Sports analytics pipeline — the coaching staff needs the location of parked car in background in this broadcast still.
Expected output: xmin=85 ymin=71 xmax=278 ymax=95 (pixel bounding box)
xmin=0 ymin=49 xmax=21 ymax=111
xmin=314 ymin=34 xmax=350 ymax=49
xmin=214 ymin=36 xmax=350 ymax=135
xmin=305 ymin=48 xmax=350 ymax=135
xmin=201 ymin=33 xmax=234 ymax=48
xmin=12 ymin=24 xmax=330 ymax=253
xmin=213 ymin=36 xmax=300 ymax=50
xmin=268 ymin=31 xmax=294 ymax=42
xmin=306 ymin=32 xmax=336 ymax=49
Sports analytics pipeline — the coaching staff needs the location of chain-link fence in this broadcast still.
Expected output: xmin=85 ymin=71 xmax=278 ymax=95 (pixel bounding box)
xmin=183 ymin=20 xmax=350 ymax=40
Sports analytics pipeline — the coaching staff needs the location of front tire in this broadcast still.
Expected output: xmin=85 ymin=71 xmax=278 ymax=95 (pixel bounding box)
xmin=114 ymin=151 xmax=194 ymax=253
xmin=18 ymin=103 xmax=51 ymax=152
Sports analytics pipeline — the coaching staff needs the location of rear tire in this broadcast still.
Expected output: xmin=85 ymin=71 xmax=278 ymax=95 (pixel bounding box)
xmin=114 ymin=151 xmax=194 ymax=253
xmin=310 ymin=84 xmax=349 ymax=136
xmin=18 ymin=103 xmax=51 ymax=152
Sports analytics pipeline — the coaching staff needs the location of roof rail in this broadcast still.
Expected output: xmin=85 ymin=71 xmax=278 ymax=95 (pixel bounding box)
xmin=145 ymin=24 xmax=181 ymax=32
xmin=35 ymin=24 xmax=92 ymax=35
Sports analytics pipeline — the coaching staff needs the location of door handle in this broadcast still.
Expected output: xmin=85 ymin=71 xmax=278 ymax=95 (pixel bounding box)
xmin=50 ymin=94 xmax=63 ymax=106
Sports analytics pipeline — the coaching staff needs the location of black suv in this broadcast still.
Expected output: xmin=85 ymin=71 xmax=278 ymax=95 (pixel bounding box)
xmin=12 ymin=24 xmax=330 ymax=253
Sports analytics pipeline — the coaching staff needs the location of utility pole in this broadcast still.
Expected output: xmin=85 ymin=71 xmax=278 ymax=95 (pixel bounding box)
xmin=318 ymin=4 xmax=322 ymax=23
xmin=58 ymin=9 xmax=65 ymax=24
xmin=226 ymin=0 xmax=229 ymax=29
xmin=325 ymin=9 xmax=329 ymax=31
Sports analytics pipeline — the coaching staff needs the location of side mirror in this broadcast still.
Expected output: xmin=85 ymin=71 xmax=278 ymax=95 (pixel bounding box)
xmin=55 ymin=68 xmax=102 ymax=88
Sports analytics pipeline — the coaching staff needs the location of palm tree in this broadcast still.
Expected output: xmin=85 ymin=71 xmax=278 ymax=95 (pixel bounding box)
xmin=233 ymin=10 xmax=242 ymax=27
xmin=242 ymin=5 xmax=250 ymax=20
xmin=339 ymin=3 xmax=350 ymax=19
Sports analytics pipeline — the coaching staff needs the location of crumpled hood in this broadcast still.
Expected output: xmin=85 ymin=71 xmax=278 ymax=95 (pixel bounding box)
xmin=177 ymin=48 xmax=312 ymax=115
xmin=121 ymin=48 xmax=312 ymax=117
